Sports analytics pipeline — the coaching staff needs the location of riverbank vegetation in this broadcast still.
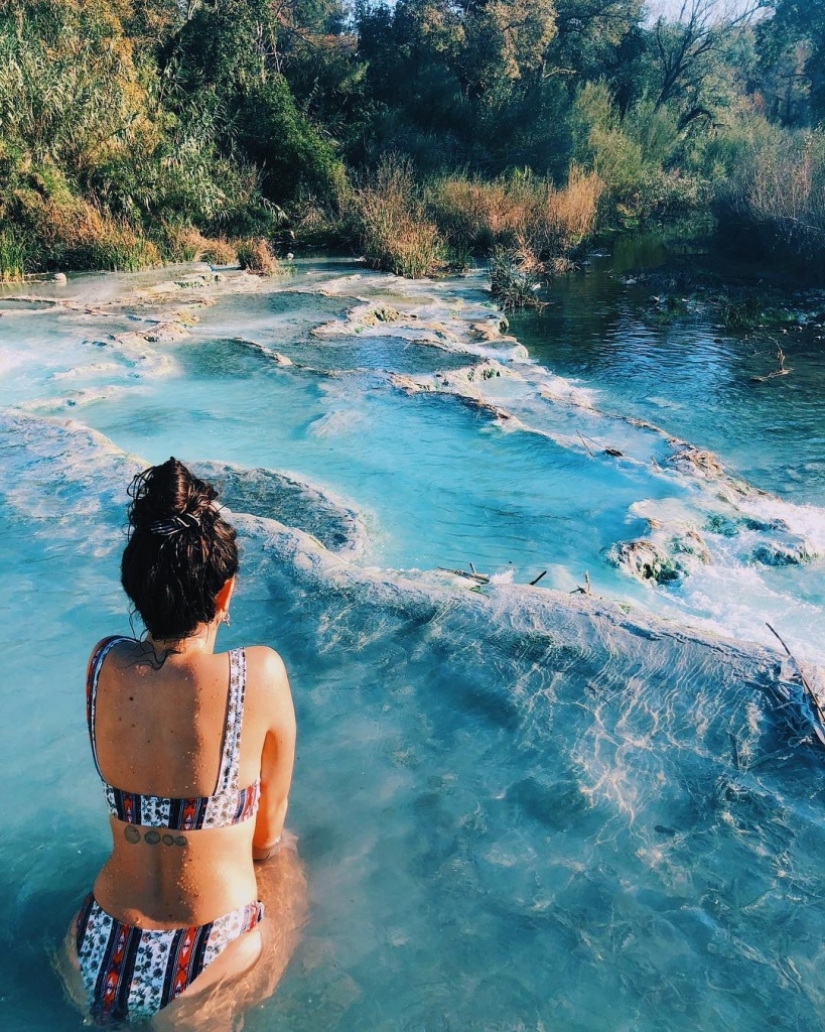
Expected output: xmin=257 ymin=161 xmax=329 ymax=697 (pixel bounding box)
xmin=0 ymin=0 xmax=823 ymax=283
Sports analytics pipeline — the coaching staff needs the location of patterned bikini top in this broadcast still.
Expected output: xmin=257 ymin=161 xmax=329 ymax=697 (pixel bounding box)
xmin=86 ymin=636 xmax=260 ymax=830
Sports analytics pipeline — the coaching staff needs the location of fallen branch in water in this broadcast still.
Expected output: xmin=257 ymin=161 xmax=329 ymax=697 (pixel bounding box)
xmin=766 ymin=621 xmax=825 ymax=745
xmin=570 ymin=571 xmax=591 ymax=595
xmin=437 ymin=566 xmax=490 ymax=584
xmin=751 ymin=346 xmax=791 ymax=383
xmin=576 ymin=431 xmax=594 ymax=457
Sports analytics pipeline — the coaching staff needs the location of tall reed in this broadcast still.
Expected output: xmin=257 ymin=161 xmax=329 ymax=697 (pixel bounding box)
xmin=354 ymin=157 xmax=445 ymax=278
xmin=426 ymin=168 xmax=603 ymax=260
xmin=720 ymin=125 xmax=825 ymax=272
xmin=0 ymin=231 xmax=29 ymax=282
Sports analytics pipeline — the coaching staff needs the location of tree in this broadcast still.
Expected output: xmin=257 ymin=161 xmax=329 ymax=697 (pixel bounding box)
xmin=649 ymin=0 xmax=762 ymax=120
xmin=452 ymin=0 xmax=558 ymax=103
xmin=759 ymin=0 xmax=825 ymax=117
xmin=168 ymin=0 xmax=346 ymax=202
xmin=549 ymin=0 xmax=644 ymax=84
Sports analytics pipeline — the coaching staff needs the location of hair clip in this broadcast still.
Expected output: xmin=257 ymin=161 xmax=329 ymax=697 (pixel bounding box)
xmin=149 ymin=513 xmax=201 ymax=536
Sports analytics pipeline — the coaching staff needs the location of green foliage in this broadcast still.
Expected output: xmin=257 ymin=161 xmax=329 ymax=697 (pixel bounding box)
xmin=170 ymin=0 xmax=348 ymax=205
xmin=0 ymin=230 xmax=29 ymax=282
xmin=238 ymin=79 xmax=346 ymax=204
xmin=570 ymin=81 xmax=709 ymax=217
xmin=0 ymin=0 xmax=290 ymax=270
xmin=454 ymin=0 xmax=557 ymax=105
xmin=0 ymin=0 xmax=821 ymax=276
xmin=763 ymin=0 xmax=825 ymax=117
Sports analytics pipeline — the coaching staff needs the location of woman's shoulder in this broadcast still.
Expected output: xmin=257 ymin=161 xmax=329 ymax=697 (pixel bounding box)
xmin=240 ymin=645 xmax=288 ymax=685
xmin=86 ymin=634 xmax=137 ymax=673
xmin=239 ymin=646 xmax=292 ymax=725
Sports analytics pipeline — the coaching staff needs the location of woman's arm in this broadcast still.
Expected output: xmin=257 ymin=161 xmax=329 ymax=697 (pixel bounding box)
xmin=252 ymin=648 xmax=296 ymax=860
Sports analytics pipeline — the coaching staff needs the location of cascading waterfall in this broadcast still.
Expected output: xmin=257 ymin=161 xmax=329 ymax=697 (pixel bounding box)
xmin=2 ymin=255 xmax=824 ymax=1031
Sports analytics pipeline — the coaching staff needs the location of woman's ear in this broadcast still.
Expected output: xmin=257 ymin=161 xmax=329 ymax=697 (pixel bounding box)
xmin=215 ymin=576 xmax=236 ymax=613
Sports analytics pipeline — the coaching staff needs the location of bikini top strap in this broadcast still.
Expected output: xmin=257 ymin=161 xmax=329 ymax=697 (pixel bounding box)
xmin=215 ymin=648 xmax=247 ymax=794
xmin=86 ymin=636 xmax=132 ymax=780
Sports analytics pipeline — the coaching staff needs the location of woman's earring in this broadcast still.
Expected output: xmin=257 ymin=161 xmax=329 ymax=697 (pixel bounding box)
xmin=222 ymin=610 xmax=231 ymax=627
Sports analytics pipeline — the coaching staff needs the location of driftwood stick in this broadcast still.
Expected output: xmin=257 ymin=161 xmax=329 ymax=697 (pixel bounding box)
xmin=437 ymin=566 xmax=490 ymax=584
xmin=729 ymin=732 xmax=741 ymax=771
xmin=751 ymin=346 xmax=792 ymax=383
xmin=569 ymin=573 xmax=590 ymax=598
xmin=529 ymin=570 xmax=547 ymax=586
xmin=766 ymin=621 xmax=825 ymax=741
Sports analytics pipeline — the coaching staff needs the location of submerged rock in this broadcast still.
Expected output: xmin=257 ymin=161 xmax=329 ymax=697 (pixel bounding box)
xmin=470 ymin=317 xmax=509 ymax=341
xmin=230 ymin=337 xmax=293 ymax=365
xmin=193 ymin=461 xmax=365 ymax=557
xmin=609 ymin=540 xmax=682 ymax=583
xmin=705 ymin=512 xmax=791 ymax=537
xmin=667 ymin=442 xmax=725 ymax=479
xmin=363 ymin=305 xmax=401 ymax=325
xmin=751 ymin=539 xmax=816 ymax=566
xmin=673 ymin=530 xmax=713 ymax=565
xmin=609 ymin=530 xmax=711 ymax=584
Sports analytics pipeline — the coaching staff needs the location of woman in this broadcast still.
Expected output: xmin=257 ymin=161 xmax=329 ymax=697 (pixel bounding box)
xmin=64 ymin=458 xmax=300 ymax=1026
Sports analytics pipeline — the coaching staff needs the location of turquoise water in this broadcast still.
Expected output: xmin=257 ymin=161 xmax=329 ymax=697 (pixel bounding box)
xmin=2 ymin=255 xmax=825 ymax=1030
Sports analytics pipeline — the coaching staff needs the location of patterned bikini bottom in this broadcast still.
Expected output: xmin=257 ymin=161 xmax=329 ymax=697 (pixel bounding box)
xmin=75 ymin=893 xmax=265 ymax=1024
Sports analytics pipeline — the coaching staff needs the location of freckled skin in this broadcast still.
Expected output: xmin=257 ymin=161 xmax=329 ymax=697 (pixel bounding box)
xmin=61 ymin=572 xmax=304 ymax=1025
xmin=74 ymin=612 xmax=295 ymax=932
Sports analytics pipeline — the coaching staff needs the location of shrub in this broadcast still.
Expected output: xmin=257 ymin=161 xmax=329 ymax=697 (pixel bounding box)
xmin=236 ymin=237 xmax=279 ymax=275
xmin=570 ymin=81 xmax=704 ymax=218
xmin=718 ymin=122 xmax=825 ymax=271
xmin=200 ymin=238 xmax=239 ymax=266
xmin=426 ymin=178 xmax=517 ymax=248
xmin=520 ymin=166 xmax=603 ymax=259
xmin=160 ymin=226 xmax=238 ymax=265
xmin=425 ymin=167 xmax=603 ymax=259
xmin=238 ymin=79 xmax=348 ymax=206
xmin=489 ymin=245 xmax=547 ymax=310
xmin=355 ymin=156 xmax=445 ymax=278
xmin=13 ymin=187 xmax=160 ymax=271
xmin=0 ymin=4 xmax=283 ymax=271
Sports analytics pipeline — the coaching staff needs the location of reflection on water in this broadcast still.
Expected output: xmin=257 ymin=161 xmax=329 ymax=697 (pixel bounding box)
xmin=1 ymin=249 xmax=825 ymax=1031
xmin=511 ymin=232 xmax=825 ymax=504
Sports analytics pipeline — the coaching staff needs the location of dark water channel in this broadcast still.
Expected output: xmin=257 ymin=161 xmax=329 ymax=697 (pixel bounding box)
xmin=510 ymin=228 xmax=825 ymax=504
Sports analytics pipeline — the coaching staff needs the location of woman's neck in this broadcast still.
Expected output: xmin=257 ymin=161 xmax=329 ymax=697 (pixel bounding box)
xmin=145 ymin=620 xmax=221 ymax=660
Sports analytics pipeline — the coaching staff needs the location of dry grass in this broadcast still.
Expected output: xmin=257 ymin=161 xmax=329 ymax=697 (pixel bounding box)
xmin=437 ymin=168 xmax=605 ymax=307
xmin=427 ymin=179 xmax=518 ymax=248
xmin=16 ymin=190 xmax=161 ymax=271
xmin=426 ymin=167 xmax=603 ymax=262
xmin=744 ymin=133 xmax=825 ymax=262
xmin=200 ymin=238 xmax=238 ymax=266
xmin=163 ymin=226 xmax=238 ymax=265
xmin=236 ymin=237 xmax=279 ymax=275
xmin=355 ymin=156 xmax=445 ymax=279
xmin=0 ymin=230 xmax=28 ymax=281
xmin=351 ymin=159 xmax=602 ymax=289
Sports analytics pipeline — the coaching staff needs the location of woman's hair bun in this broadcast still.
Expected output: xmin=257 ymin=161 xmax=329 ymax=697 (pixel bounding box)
xmin=121 ymin=458 xmax=239 ymax=641
xmin=127 ymin=457 xmax=217 ymax=532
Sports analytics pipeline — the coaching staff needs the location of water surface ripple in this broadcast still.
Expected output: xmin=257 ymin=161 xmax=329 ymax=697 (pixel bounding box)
xmin=1 ymin=255 xmax=824 ymax=1031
